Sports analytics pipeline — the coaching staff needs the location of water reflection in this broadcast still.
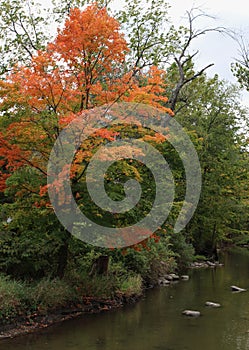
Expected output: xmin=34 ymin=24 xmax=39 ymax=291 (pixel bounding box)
xmin=2 ymin=248 xmax=249 ymax=350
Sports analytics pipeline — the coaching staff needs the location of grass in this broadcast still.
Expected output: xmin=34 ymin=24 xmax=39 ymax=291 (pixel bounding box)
xmin=119 ymin=275 xmax=143 ymax=297
xmin=28 ymin=278 xmax=76 ymax=313
xmin=0 ymin=270 xmax=144 ymax=325
xmin=0 ymin=275 xmax=78 ymax=323
xmin=0 ymin=275 xmax=27 ymax=321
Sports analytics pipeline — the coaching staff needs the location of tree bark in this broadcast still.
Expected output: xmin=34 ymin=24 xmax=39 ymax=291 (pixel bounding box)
xmin=56 ymin=230 xmax=71 ymax=279
xmin=89 ymin=255 xmax=109 ymax=276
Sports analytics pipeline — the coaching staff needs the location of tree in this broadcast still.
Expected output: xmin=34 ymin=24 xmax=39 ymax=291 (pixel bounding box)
xmin=231 ymin=36 xmax=249 ymax=92
xmin=0 ymin=0 xmax=50 ymax=74
xmin=0 ymin=3 xmax=172 ymax=277
xmin=1 ymin=0 xmax=246 ymax=278
xmin=173 ymin=72 xmax=249 ymax=255
xmin=0 ymin=0 xmax=223 ymax=101
xmin=117 ymin=4 xmax=225 ymax=113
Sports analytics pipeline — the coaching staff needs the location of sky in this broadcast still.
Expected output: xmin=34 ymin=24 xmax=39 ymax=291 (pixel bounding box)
xmin=169 ymin=0 xmax=249 ymax=81
xmin=110 ymin=0 xmax=249 ymax=106
xmin=44 ymin=0 xmax=249 ymax=106
xmin=168 ymin=0 xmax=249 ymax=106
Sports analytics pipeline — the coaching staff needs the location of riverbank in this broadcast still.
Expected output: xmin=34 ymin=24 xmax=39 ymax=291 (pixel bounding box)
xmin=0 ymin=228 xmax=226 ymax=343
xmin=0 ymin=260 xmax=223 ymax=340
xmin=0 ymin=269 xmax=146 ymax=340
xmin=2 ymin=248 xmax=248 ymax=350
xmin=0 ymin=293 xmax=142 ymax=340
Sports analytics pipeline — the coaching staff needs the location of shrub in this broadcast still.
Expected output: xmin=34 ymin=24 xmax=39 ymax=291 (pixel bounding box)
xmin=169 ymin=232 xmax=195 ymax=270
xmin=119 ymin=235 xmax=177 ymax=285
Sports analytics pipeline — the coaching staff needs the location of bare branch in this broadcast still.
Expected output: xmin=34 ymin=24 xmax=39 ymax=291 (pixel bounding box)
xmin=168 ymin=8 xmax=224 ymax=113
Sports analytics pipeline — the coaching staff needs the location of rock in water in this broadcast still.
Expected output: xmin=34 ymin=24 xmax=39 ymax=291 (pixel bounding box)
xmin=205 ymin=301 xmax=221 ymax=308
xmin=231 ymin=285 xmax=247 ymax=292
xmin=169 ymin=274 xmax=180 ymax=281
xmin=182 ymin=310 xmax=201 ymax=317
xmin=181 ymin=275 xmax=190 ymax=281
xmin=158 ymin=278 xmax=170 ymax=286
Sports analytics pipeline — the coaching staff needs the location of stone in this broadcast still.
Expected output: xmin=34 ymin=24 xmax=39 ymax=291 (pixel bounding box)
xmin=169 ymin=273 xmax=180 ymax=280
xmin=164 ymin=274 xmax=173 ymax=281
xmin=205 ymin=301 xmax=221 ymax=308
xmin=190 ymin=262 xmax=208 ymax=268
xmin=181 ymin=275 xmax=190 ymax=281
xmin=230 ymin=285 xmax=247 ymax=292
xmin=182 ymin=310 xmax=201 ymax=317
xmin=158 ymin=278 xmax=170 ymax=286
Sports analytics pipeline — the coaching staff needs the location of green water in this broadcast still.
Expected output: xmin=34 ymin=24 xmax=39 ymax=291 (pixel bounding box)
xmin=2 ymin=248 xmax=249 ymax=350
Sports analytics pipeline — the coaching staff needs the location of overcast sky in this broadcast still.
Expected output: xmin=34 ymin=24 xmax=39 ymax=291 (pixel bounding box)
xmin=169 ymin=0 xmax=249 ymax=79
xmin=44 ymin=0 xmax=249 ymax=106
xmin=168 ymin=0 xmax=249 ymax=106
xmin=110 ymin=0 xmax=249 ymax=105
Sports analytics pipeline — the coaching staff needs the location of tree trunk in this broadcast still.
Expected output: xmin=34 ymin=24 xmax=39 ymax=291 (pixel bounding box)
xmin=56 ymin=230 xmax=71 ymax=279
xmin=89 ymin=255 xmax=109 ymax=276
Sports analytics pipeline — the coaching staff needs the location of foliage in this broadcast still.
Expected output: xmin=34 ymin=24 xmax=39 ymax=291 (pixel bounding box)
xmin=169 ymin=232 xmax=195 ymax=270
xmin=118 ymin=235 xmax=177 ymax=284
xmin=231 ymin=37 xmax=249 ymax=92
xmin=0 ymin=0 xmax=50 ymax=73
xmin=173 ymin=71 xmax=249 ymax=255
xmin=0 ymin=3 xmax=174 ymax=279
xmin=0 ymin=1 xmax=248 ymax=324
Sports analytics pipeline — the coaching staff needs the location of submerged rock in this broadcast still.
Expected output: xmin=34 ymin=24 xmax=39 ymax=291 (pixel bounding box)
xmin=205 ymin=301 xmax=221 ymax=308
xmin=182 ymin=310 xmax=201 ymax=317
xmin=231 ymin=285 xmax=247 ymax=292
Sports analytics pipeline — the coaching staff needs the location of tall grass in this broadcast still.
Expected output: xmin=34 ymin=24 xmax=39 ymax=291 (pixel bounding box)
xmin=0 ymin=275 xmax=26 ymax=320
xmin=0 ymin=275 xmax=75 ymax=323
xmin=0 ymin=270 xmax=144 ymax=325
xmin=119 ymin=275 xmax=143 ymax=297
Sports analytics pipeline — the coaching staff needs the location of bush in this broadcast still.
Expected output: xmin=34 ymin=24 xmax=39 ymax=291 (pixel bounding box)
xmin=74 ymin=271 xmax=119 ymax=299
xmin=119 ymin=235 xmax=177 ymax=285
xmin=169 ymin=232 xmax=195 ymax=270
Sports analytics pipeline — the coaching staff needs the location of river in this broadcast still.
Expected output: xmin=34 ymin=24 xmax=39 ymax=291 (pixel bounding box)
xmin=2 ymin=248 xmax=249 ymax=350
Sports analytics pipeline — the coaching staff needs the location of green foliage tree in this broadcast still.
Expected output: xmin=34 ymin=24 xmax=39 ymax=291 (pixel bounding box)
xmin=173 ymin=71 xmax=249 ymax=255
xmin=231 ymin=37 xmax=249 ymax=91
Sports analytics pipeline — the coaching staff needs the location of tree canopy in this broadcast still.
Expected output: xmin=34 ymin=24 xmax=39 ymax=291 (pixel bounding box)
xmin=0 ymin=0 xmax=248 ymax=280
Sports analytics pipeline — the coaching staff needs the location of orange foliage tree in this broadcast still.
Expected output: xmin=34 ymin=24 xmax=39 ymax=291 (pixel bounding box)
xmin=0 ymin=3 xmax=172 ymax=190
xmin=0 ymin=3 xmax=173 ymax=276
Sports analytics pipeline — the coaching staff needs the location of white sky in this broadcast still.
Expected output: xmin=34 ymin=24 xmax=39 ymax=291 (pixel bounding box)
xmin=43 ymin=0 xmax=249 ymax=106
xmin=168 ymin=0 xmax=249 ymax=106
xmin=112 ymin=0 xmax=249 ymax=106
xmin=169 ymin=0 xmax=249 ymax=79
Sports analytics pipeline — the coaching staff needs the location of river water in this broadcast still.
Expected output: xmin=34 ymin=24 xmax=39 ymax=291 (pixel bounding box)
xmin=2 ymin=248 xmax=249 ymax=350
